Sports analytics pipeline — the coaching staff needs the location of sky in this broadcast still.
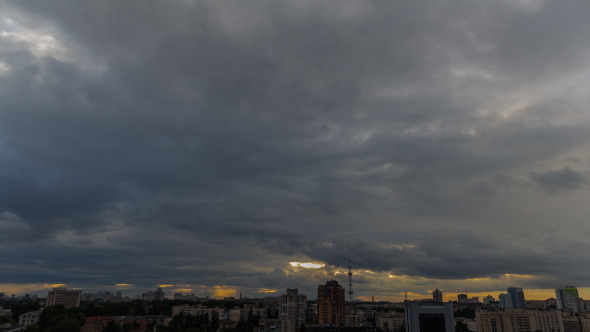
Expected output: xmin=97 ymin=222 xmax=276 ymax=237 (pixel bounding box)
xmin=1 ymin=0 xmax=590 ymax=302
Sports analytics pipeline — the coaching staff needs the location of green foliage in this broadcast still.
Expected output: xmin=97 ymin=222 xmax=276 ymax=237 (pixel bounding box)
xmin=9 ymin=301 xmax=41 ymax=321
xmin=38 ymin=305 xmax=67 ymax=331
xmin=103 ymin=320 xmax=122 ymax=332
xmin=454 ymin=307 xmax=475 ymax=318
xmin=51 ymin=319 xmax=81 ymax=332
xmin=0 ymin=315 xmax=14 ymax=324
xmin=232 ymin=317 xmax=262 ymax=332
xmin=455 ymin=321 xmax=469 ymax=332
xmin=38 ymin=305 xmax=84 ymax=332
xmin=131 ymin=300 xmax=146 ymax=316
xmin=167 ymin=312 xmax=221 ymax=332
xmin=24 ymin=324 xmax=40 ymax=332
xmin=82 ymin=300 xmax=147 ymax=317
xmin=148 ymin=301 xmax=172 ymax=316
xmin=155 ymin=324 xmax=170 ymax=332
xmin=85 ymin=303 xmax=105 ymax=317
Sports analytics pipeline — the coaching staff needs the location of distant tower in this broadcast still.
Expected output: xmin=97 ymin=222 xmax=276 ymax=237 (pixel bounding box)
xmin=347 ymin=247 xmax=353 ymax=301
xmin=433 ymin=288 xmax=443 ymax=302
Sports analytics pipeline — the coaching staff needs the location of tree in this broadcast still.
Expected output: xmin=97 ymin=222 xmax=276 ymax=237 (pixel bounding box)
xmin=38 ymin=305 xmax=66 ymax=331
xmin=455 ymin=321 xmax=469 ymax=332
xmin=10 ymin=301 xmax=41 ymax=321
xmin=0 ymin=315 xmax=13 ymax=325
xmin=50 ymin=319 xmax=81 ymax=332
xmin=209 ymin=312 xmax=219 ymax=332
xmin=24 ymin=325 xmax=40 ymax=332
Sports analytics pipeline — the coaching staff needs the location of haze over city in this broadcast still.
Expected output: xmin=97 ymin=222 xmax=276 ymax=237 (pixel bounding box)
xmin=2 ymin=0 xmax=590 ymax=302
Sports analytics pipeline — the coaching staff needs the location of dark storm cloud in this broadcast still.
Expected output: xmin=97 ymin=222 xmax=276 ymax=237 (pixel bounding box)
xmin=2 ymin=0 xmax=590 ymax=298
xmin=530 ymin=167 xmax=589 ymax=194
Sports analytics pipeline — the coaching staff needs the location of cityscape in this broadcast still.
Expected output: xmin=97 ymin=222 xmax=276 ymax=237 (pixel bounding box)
xmin=3 ymin=0 xmax=590 ymax=331
xmin=2 ymin=282 xmax=590 ymax=331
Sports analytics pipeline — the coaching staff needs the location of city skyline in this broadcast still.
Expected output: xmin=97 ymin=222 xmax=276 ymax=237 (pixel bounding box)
xmin=2 ymin=1 xmax=590 ymax=303
xmin=3 ymin=282 xmax=590 ymax=304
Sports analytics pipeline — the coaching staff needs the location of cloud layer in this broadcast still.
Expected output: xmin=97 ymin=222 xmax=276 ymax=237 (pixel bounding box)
xmin=2 ymin=0 xmax=590 ymax=300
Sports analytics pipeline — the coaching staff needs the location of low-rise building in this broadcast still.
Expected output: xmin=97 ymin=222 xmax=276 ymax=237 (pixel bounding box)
xmin=376 ymin=313 xmax=405 ymax=332
xmin=18 ymin=309 xmax=43 ymax=327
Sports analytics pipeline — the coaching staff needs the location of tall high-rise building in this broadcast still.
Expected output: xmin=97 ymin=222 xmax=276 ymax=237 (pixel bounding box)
xmin=555 ymin=288 xmax=566 ymax=310
xmin=483 ymin=295 xmax=495 ymax=306
xmin=432 ymin=289 xmax=443 ymax=302
xmin=280 ymin=289 xmax=307 ymax=326
xmin=318 ymin=280 xmax=345 ymax=326
xmin=457 ymin=294 xmax=468 ymax=303
xmin=555 ymin=286 xmax=580 ymax=312
xmin=155 ymin=287 xmax=165 ymax=301
xmin=499 ymin=293 xmax=512 ymax=309
xmin=46 ymin=288 xmax=82 ymax=309
xmin=507 ymin=287 xmax=525 ymax=309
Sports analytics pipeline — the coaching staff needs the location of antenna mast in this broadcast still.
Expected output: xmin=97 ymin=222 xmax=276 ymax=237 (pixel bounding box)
xmin=348 ymin=247 xmax=353 ymax=301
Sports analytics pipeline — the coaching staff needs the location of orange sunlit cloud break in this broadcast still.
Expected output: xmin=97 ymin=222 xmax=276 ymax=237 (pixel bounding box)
xmin=290 ymin=262 xmax=325 ymax=269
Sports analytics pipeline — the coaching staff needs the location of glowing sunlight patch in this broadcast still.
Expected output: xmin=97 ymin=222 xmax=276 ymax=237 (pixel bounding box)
xmin=44 ymin=283 xmax=66 ymax=288
xmin=212 ymin=286 xmax=237 ymax=298
xmin=503 ymin=273 xmax=537 ymax=279
xmin=290 ymin=262 xmax=325 ymax=269
xmin=256 ymin=288 xmax=278 ymax=293
xmin=113 ymin=284 xmax=134 ymax=289
xmin=388 ymin=244 xmax=416 ymax=250
xmin=174 ymin=289 xmax=194 ymax=293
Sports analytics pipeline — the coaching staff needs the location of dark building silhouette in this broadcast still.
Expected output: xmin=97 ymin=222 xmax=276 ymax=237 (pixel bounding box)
xmin=318 ymin=280 xmax=346 ymax=326
xmin=507 ymin=287 xmax=525 ymax=309
xmin=432 ymin=289 xmax=443 ymax=303
xmin=309 ymin=327 xmax=383 ymax=332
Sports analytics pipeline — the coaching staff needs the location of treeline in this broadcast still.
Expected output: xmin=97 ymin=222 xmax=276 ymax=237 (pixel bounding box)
xmin=4 ymin=299 xmax=272 ymax=332
xmin=454 ymin=307 xmax=475 ymax=318
xmin=0 ymin=301 xmax=41 ymax=321
xmin=157 ymin=312 xmax=220 ymax=332
xmin=13 ymin=300 xmax=182 ymax=332
xmin=29 ymin=304 xmax=85 ymax=332
xmin=158 ymin=311 xmax=261 ymax=332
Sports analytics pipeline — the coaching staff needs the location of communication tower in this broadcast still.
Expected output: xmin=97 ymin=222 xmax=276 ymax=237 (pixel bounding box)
xmin=348 ymin=247 xmax=353 ymax=301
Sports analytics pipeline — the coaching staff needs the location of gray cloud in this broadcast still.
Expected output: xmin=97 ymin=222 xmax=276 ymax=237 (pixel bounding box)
xmin=1 ymin=0 xmax=590 ymax=299
xmin=530 ymin=167 xmax=589 ymax=194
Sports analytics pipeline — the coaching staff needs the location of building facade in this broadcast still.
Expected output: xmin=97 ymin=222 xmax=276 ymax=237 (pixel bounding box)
xmin=46 ymin=287 xmax=82 ymax=309
xmin=280 ymin=289 xmax=307 ymax=326
xmin=499 ymin=293 xmax=512 ymax=309
xmin=405 ymin=301 xmax=454 ymax=332
xmin=476 ymin=309 xmax=563 ymax=332
xmin=318 ymin=280 xmax=346 ymax=326
xmin=556 ymin=286 xmax=580 ymax=312
xmin=507 ymin=287 xmax=525 ymax=309
xmin=376 ymin=313 xmax=405 ymax=332
xmin=18 ymin=309 xmax=43 ymax=327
